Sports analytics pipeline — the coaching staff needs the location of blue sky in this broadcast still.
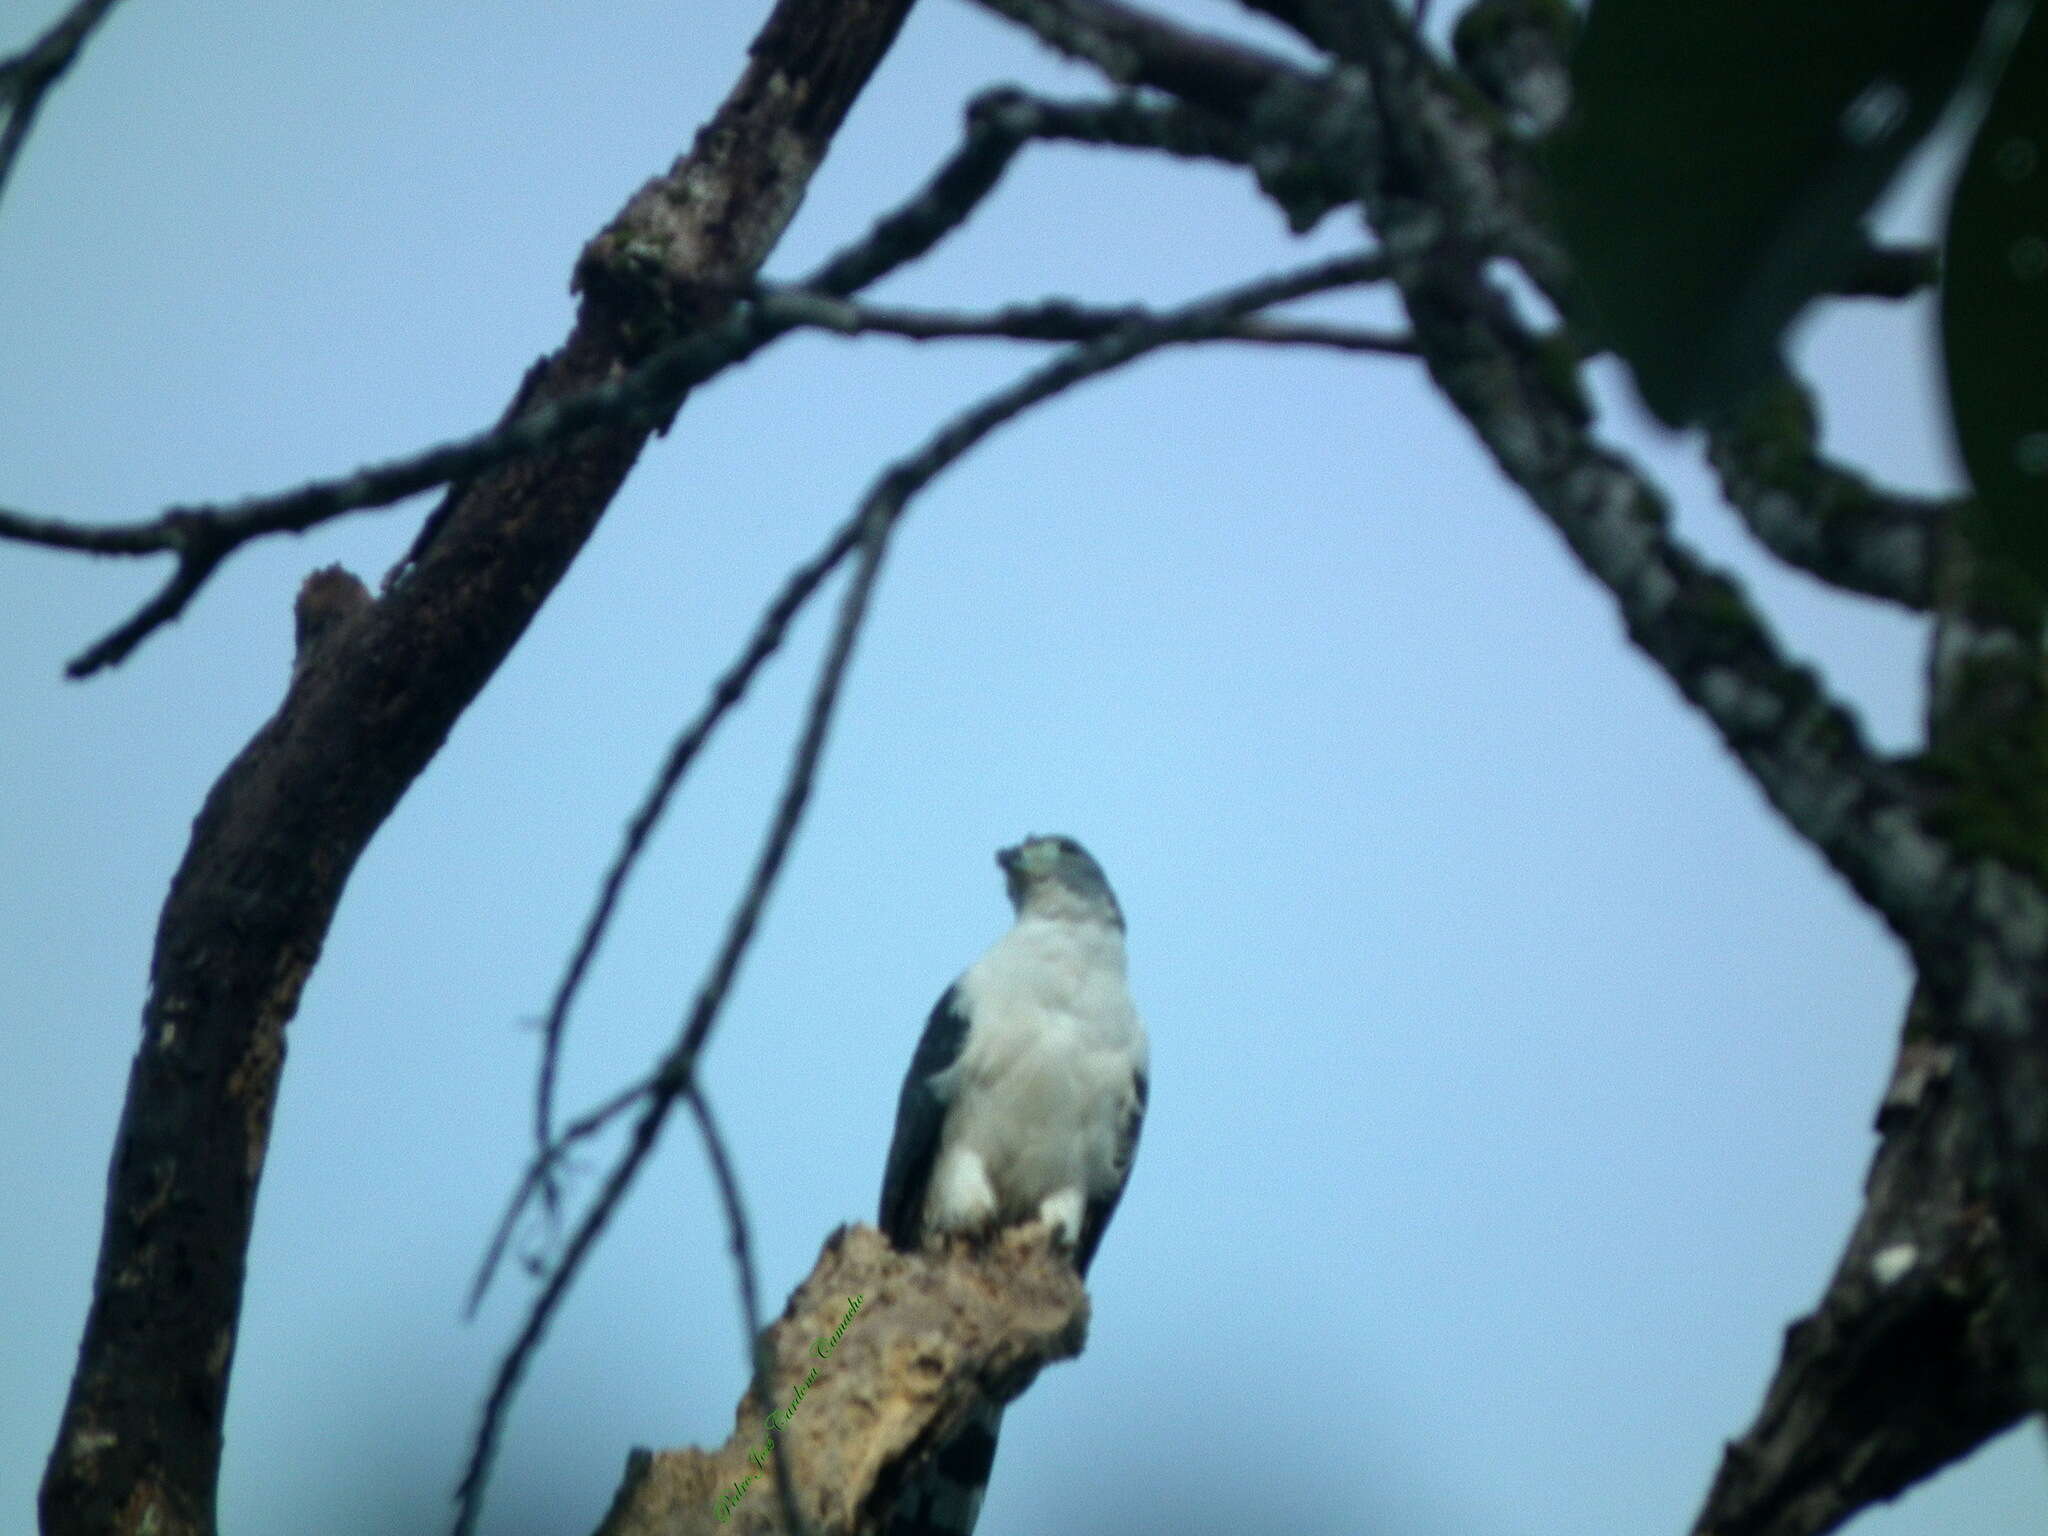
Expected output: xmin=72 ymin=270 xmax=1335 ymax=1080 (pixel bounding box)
xmin=3 ymin=2 xmax=2043 ymax=1534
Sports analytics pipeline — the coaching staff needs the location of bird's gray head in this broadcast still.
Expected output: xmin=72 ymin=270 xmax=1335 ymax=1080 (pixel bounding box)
xmin=996 ymin=834 xmax=1124 ymax=929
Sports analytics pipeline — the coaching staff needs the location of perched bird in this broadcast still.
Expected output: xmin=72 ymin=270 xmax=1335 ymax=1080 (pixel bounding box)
xmin=878 ymin=834 xmax=1149 ymax=1536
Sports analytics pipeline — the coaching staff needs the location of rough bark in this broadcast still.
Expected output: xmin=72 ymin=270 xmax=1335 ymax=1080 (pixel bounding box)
xmin=37 ymin=5 xmax=914 ymax=1534
xmin=593 ymin=1225 xmax=1088 ymax=1536
xmin=1691 ymin=997 xmax=2026 ymax=1536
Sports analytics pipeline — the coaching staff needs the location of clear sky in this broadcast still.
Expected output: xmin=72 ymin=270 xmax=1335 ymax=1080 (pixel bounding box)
xmin=3 ymin=2 xmax=2043 ymax=1534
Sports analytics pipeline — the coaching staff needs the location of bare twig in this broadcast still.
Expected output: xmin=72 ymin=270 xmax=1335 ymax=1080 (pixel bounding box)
xmin=684 ymin=1083 xmax=761 ymax=1385
xmin=1706 ymin=370 xmax=1948 ymax=611
xmin=4 ymin=71 xmax=1350 ymax=681
xmin=0 ymin=306 xmax=788 ymax=675
xmin=684 ymin=1082 xmax=807 ymax=1536
xmin=970 ymin=0 xmax=1308 ymax=117
xmin=527 ymin=513 xmax=864 ymax=1193
xmin=0 ymin=0 xmax=121 ymax=208
xmin=988 ymin=86 xmax=1251 ymax=162
xmin=466 ymin=1073 xmax=658 ymax=1317
xmin=760 ymin=288 xmax=1419 ymax=353
xmin=458 ymin=247 xmax=1388 ymax=1536
xmin=965 ymin=0 xmax=1395 ymax=236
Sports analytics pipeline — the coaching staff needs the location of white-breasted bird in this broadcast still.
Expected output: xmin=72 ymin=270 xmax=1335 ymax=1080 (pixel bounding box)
xmin=877 ymin=834 xmax=1149 ymax=1536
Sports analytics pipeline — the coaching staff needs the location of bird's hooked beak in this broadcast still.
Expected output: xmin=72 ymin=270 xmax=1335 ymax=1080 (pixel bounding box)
xmin=996 ymin=841 xmax=1032 ymax=909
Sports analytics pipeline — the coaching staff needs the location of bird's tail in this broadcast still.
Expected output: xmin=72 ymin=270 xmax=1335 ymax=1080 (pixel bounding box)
xmin=881 ymin=1399 xmax=1005 ymax=1536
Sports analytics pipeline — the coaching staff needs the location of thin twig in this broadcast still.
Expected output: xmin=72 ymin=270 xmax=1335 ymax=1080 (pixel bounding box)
xmin=801 ymin=91 xmax=1032 ymax=299
xmin=968 ymin=0 xmax=1307 ymax=117
xmin=454 ymin=247 xmax=1389 ymax=1536
xmin=0 ymin=0 xmax=122 ymax=209
xmin=761 ymin=288 xmax=1419 ymax=354
xmin=1 ymin=304 xmax=785 ymax=675
xmin=685 ymin=1082 xmax=806 ymax=1536
xmin=995 ymin=86 xmax=1253 ymax=164
xmin=528 ymin=514 xmax=864 ymax=1185
xmin=466 ymin=1073 xmax=657 ymax=1317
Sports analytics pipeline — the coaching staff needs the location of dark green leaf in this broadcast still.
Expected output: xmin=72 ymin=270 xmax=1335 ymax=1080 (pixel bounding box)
xmin=1552 ymin=0 xmax=1997 ymax=424
xmin=1943 ymin=3 xmax=2048 ymax=600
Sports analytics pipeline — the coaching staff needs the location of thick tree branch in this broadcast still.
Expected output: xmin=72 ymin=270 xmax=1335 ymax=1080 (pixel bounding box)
xmin=1690 ymin=595 xmax=2048 ymax=1536
xmin=36 ymin=5 xmax=916 ymax=1534
xmin=1691 ymin=991 xmax=2025 ymax=1536
xmin=1237 ymin=0 xmax=1374 ymax=62
xmin=593 ymin=1225 xmax=1089 ymax=1536
xmin=1404 ymin=261 xmax=1953 ymax=940
xmin=1706 ymin=372 xmax=1947 ymax=612
xmin=0 ymin=0 xmax=121 ymax=207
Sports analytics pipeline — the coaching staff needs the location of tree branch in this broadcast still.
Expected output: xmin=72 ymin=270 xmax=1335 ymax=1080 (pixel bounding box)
xmin=971 ymin=0 xmax=1308 ymax=118
xmin=1831 ymin=243 xmax=1940 ymax=300
xmin=761 ymin=287 xmax=1417 ymax=353
xmin=683 ymin=1081 xmax=813 ymax=1536
xmin=592 ymin=1225 xmax=1090 ymax=1536
xmin=522 ymin=509 xmax=865 ymax=1190
xmin=36 ymin=4 xmax=917 ymax=1534
xmin=1706 ymin=372 xmax=1947 ymax=612
xmin=984 ymin=85 xmax=1251 ymax=162
xmin=958 ymin=0 xmax=2048 ymax=1517
xmin=0 ymin=0 xmax=121 ymax=208
xmin=457 ymin=440 xmax=905 ymax=1536
xmin=1690 ymin=991 xmax=2025 ymax=1536
xmin=3 ymin=317 xmax=776 ymax=674
xmin=1334 ymin=0 xmax=2048 ymax=1477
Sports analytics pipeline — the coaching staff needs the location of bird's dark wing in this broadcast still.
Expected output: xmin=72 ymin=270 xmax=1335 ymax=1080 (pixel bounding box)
xmin=879 ymin=984 xmax=972 ymax=1249
xmin=1075 ymin=1069 xmax=1146 ymax=1276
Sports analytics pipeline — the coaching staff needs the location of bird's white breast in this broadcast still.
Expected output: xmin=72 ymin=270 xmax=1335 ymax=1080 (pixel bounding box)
xmin=925 ymin=913 xmax=1147 ymax=1235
